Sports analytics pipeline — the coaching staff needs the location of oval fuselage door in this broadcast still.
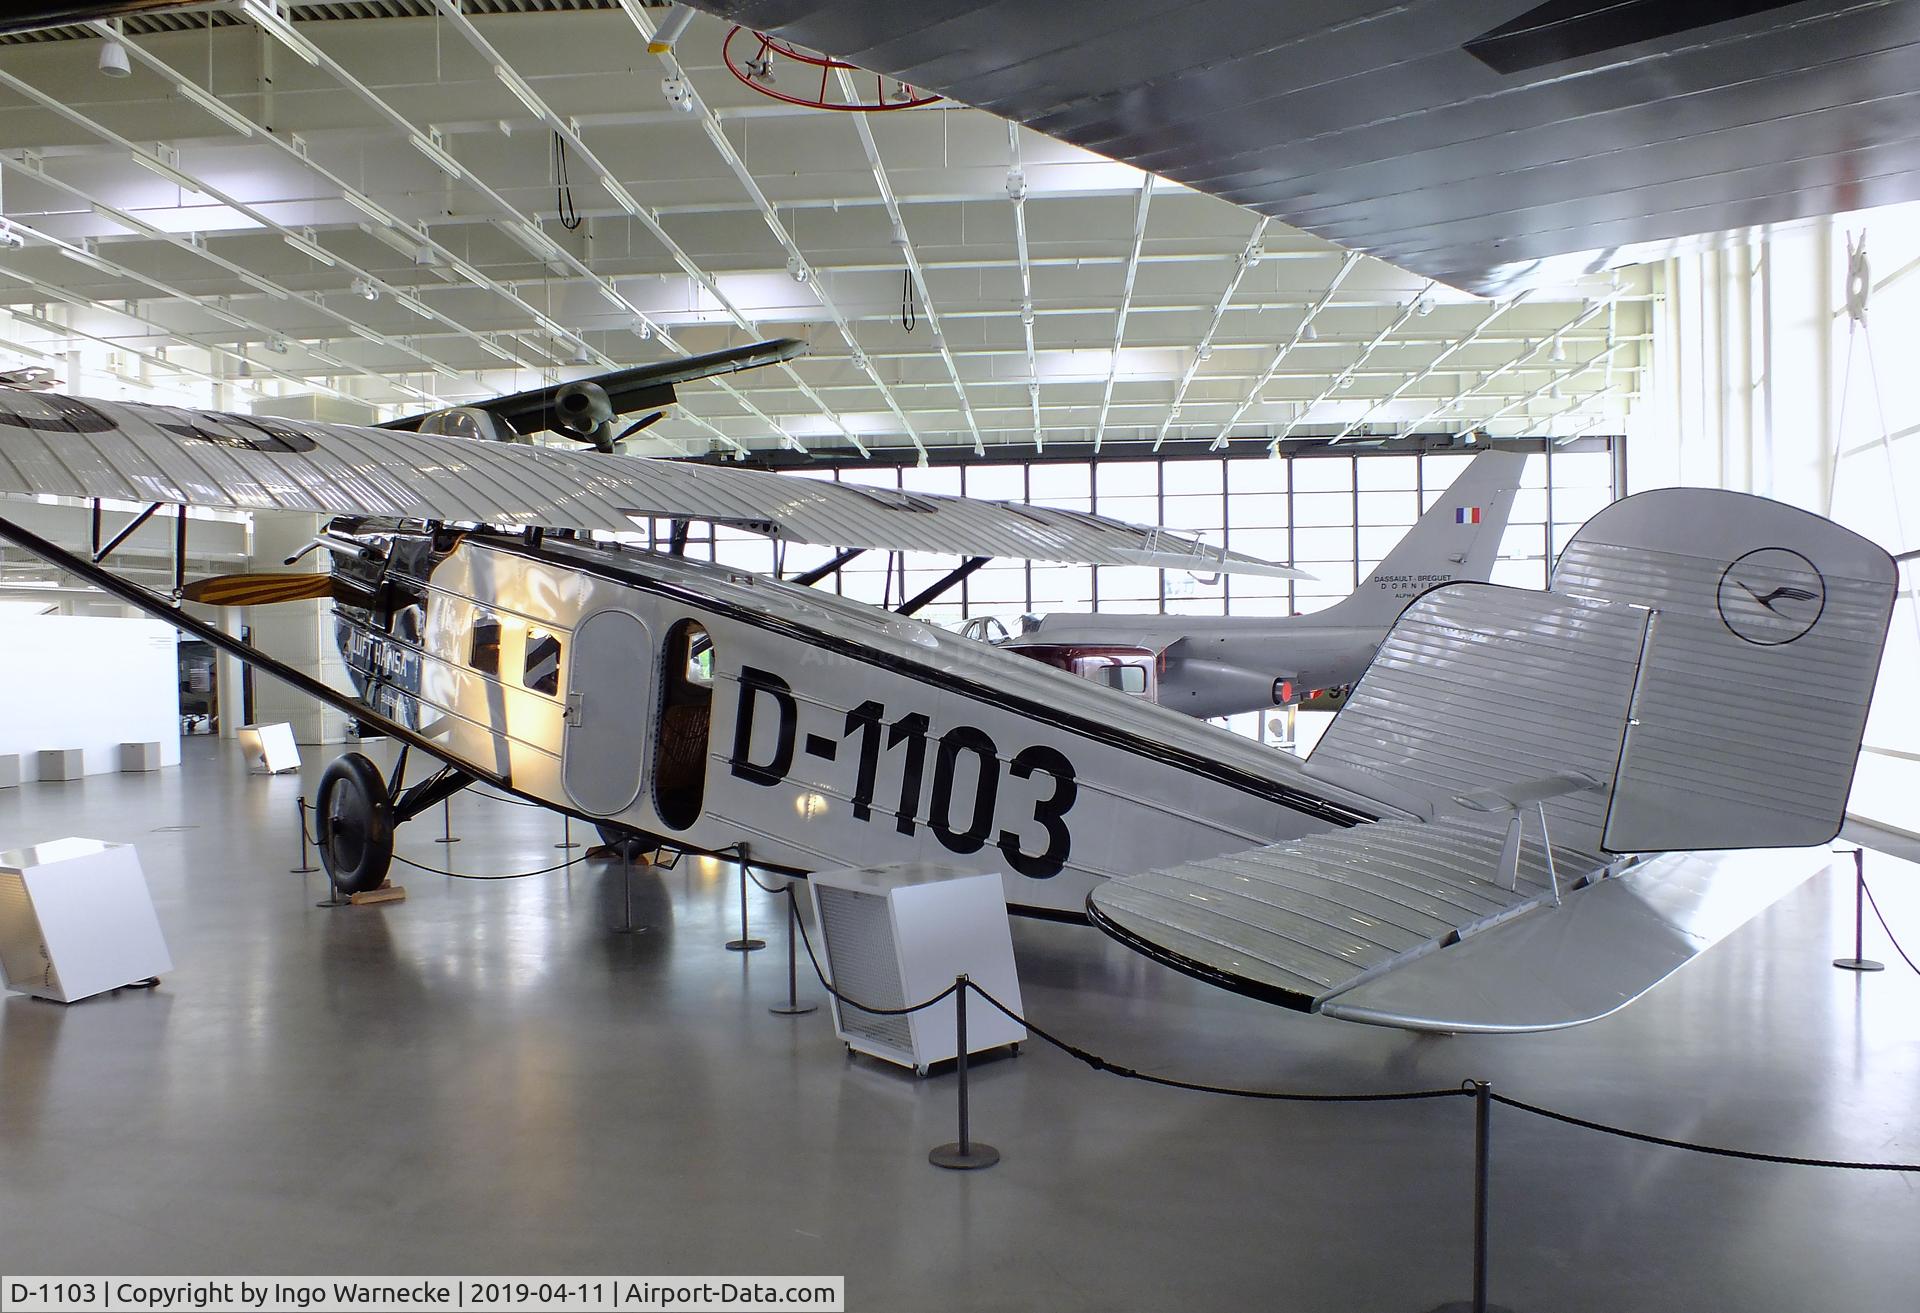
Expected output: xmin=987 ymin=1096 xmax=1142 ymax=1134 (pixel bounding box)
xmin=562 ymin=609 xmax=654 ymax=816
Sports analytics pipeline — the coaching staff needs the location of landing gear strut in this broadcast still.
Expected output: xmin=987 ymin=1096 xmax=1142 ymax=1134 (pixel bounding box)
xmin=315 ymin=752 xmax=475 ymax=897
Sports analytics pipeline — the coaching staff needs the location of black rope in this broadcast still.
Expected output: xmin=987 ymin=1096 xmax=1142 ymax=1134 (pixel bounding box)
xmin=391 ymin=852 xmax=579 ymax=882
xmin=1861 ymin=874 xmax=1920 ymax=977
xmin=901 ymin=268 xmax=915 ymax=332
xmin=554 ymin=133 xmax=582 ymax=231
xmin=1488 ymin=1092 xmax=1920 ymax=1172
xmin=964 ymin=978 xmax=1464 ymax=1104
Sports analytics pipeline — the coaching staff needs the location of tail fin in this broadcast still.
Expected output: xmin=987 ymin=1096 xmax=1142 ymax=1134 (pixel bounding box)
xmin=1329 ymin=447 xmax=1525 ymax=624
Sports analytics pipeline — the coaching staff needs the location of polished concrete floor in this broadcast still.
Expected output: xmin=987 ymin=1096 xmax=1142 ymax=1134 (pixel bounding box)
xmin=2 ymin=739 xmax=1917 ymax=1311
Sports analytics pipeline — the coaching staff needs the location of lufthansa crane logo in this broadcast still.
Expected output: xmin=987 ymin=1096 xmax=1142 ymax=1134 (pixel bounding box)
xmin=1716 ymin=548 xmax=1826 ymax=646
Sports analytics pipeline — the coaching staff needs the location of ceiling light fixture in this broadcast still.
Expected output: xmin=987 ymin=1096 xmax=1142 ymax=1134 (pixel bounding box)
xmin=239 ymin=1 xmax=321 ymax=67
xmin=787 ymin=254 xmax=809 ymax=284
xmin=661 ymin=77 xmax=696 ymax=113
xmin=350 ymin=275 xmax=380 ymax=301
xmin=175 ymin=81 xmax=255 ymax=137
xmin=1303 ymin=322 xmax=1318 ymax=342
xmin=129 ymin=147 xmax=202 ymax=195
xmin=341 ymin=191 xmax=398 ymax=228
xmin=408 ymin=131 xmax=464 ymax=179
xmin=282 ymin=228 xmax=336 ymax=267
xmin=98 ymin=33 xmax=131 ymax=79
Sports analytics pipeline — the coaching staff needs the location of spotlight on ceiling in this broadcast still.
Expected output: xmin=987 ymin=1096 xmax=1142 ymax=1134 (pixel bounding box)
xmin=1302 ymin=322 xmax=1318 ymax=342
xmin=786 ymin=254 xmax=809 ymax=284
xmin=350 ymin=275 xmax=380 ymax=301
xmin=661 ymin=77 xmax=695 ymax=113
xmin=1416 ymin=296 xmax=1434 ymax=317
xmin=98 ymin=36 xmax=131 ymax=79
xmin=0 ymin=224 xmax=23 ymax=251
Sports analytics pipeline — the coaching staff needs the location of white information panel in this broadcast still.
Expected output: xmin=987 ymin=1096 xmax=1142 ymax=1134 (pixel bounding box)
xmin=0 ymin=837 xmax=172 ymax=1003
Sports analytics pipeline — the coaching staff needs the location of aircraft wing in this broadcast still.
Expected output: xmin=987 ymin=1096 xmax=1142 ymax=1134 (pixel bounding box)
xmin=686 ymin=2 xmax=1920 ymax=294
xmin=0 ymin=391 xmax=1307 ymax=577
xmin=380 ymin=339 xmax=807 ymax=436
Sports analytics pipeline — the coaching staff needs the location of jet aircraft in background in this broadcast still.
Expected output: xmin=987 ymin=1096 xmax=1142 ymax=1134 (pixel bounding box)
xmin=982 ymin=448 xmax=1524 ymax=719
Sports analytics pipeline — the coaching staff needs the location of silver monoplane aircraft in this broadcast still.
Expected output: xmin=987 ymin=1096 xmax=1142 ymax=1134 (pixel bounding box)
xmin=989 ymin=448 xmax=1523 ymax=718
xmin=0 ymin=373 xmax=1895 ymax=1031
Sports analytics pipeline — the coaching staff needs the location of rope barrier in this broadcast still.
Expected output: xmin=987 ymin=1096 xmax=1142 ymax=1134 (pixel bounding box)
xmin=1860 ymin=874 xmax=1920 ymax=977
xmin=389 ymin=852 xmax=580 ymax=882
xmin=1487 ymin=1092 xmax=1920 ymax=1173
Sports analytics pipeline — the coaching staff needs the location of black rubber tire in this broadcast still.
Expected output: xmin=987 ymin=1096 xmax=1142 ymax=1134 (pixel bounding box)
xmin=316 ymin=751 xmax=394 ymax=895
xmin=595 ymin=822 xmax=659 ymax=861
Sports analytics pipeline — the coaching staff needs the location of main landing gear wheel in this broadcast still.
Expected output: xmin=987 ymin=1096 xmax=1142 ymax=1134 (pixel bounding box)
xmin=316 ymin=752 xmax=394 ymax=896
xmin=595 ymin=822 xmax=660 ymax=861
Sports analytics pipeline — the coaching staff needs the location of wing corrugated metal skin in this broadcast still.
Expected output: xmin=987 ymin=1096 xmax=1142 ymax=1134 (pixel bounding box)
xmin=684 ymin=1 xmax=1920 ymax=292
xmin=1304 ymin=582 xmax=1647 ymax=854
xmin=1088 ymin=814 xmax=1603 ymax=1010
xmin=0 ymin=392 xmax=1303 ymax=575
xmin=1550 ymin=488 xmax=1897 ymax=852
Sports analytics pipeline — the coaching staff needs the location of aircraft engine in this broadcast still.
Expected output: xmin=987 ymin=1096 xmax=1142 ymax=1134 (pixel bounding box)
xmin=1159 ymin=647 xmax=1298 ymax=719
xmin=554 ymin=380 xmax=617 ymax=451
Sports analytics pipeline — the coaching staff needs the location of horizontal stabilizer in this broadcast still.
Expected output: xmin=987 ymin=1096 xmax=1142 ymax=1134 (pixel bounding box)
xmin=1317 ymin=848 xmax=1832 ymax=1032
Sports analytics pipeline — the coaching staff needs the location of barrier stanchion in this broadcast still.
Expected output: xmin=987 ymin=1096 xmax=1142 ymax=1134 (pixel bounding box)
xmin=1834 ymin=847 xmax=1884 ymax=972
xmin=930 ymin=977 xmax=999 ymax=1170
xmin=769 ymin=885 xmax=817 ymax=1016
xmin=290 ymin=798 xmax=319 ymax=874
xmin=555 ymin=815 xmax=580 ymax=852
xmin=434 ymin=797 xmax=459 ymax=845
xmin=611 ymin=841 xmax=643 ymax=935
xmin=726 ymin=844 xmax=765 ymax=952
xmin=1430 ymin=1080 xmax=1510 ymax=1313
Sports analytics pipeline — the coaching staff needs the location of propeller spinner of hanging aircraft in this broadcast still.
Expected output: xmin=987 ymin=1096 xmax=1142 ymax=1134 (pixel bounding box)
xmin=0 ymin=346 xmax=1895 ymax=1033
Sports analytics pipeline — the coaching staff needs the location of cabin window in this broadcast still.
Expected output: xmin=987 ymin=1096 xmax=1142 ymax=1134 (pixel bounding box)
xmin=470 ymin=617 xmax=501 ymax=675
xmin=524 ymin=629 xmax=562 ymax=695
xmin=653 ymin=619 xmax=713 ymax=830
xmin=1095 ymin=663 xmax=1149 ymax=695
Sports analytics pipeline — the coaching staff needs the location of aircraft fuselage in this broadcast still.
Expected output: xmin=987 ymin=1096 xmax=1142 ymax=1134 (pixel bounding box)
xmin=330 ymin=525 xmax=1383 ymax=916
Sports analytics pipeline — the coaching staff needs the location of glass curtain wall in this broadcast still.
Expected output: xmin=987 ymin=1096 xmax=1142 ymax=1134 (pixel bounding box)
xmin=697 ymin=440 xmax=1620 ymax=743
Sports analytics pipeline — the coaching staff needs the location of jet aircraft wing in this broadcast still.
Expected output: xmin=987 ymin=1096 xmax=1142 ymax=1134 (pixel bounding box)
xmin=380 ymin=338 xmax=808 ymax=437
xmin=0 ymin=390 xmax=1307 ymax=577
xmin=685 ymin=2 xmax=1920 ymax=294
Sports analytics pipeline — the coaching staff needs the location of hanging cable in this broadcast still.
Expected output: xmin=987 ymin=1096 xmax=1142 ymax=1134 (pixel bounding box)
xmin=901 ymin=268 xmax=916 ymax=332
xmin=1862 ymin=874 xmax=1920 ymax=976
xmin=554 ymin=132 xmax=582 ymax=231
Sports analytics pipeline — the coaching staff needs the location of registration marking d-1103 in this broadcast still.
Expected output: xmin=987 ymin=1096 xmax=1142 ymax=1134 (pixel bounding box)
xmin=728 ymin=665 xmax=1077 ymax=878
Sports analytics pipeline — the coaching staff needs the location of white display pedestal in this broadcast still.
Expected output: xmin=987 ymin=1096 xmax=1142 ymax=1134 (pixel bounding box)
xmin=0 ymin=838 xmax=172 ymax=1002
xmin=809 ymin=863 xmax=1025 ymax=1073
xmin=119 ymin=741 xmax=162 ymax=772
xmin=38 ymin=749 xmax=83 ymax=781
xmin=238 ymin=722 xmax=301 ymax=774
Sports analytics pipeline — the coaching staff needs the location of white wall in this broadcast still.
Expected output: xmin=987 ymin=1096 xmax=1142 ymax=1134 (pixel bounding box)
xmin=0 ymin=614 xmax=181 ymax=780
xmin=1637 ymin=208 xmax=1919 ymax=836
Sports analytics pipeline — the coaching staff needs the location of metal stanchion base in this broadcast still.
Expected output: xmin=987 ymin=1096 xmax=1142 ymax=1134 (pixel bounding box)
xmin=609 ymin=925 xmax=649 ymax=935
xmin=928 ymin=1142 xmax=1000 ymax=1170
xmin=1425 ymin=1303 xmax=1513 ymax=1312
xmin=434 ymin=836 xmax=461 ymax=845
xmin=554 ymin=841 xmax=581 ymax=850
xmin=291 ymin=862 xmax=319 ymax=874
xmin=726 ymin=938 xmax=767 ymax=952
xmin=1834 ymin=957 xmax=1885 ymax=971
xmin=770 ymin=1000 xmax=818 ymax=1016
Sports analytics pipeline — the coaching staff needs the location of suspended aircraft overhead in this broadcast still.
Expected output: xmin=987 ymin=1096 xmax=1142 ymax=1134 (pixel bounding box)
xmin=680 ymin=1 xmax=1920 ymax=292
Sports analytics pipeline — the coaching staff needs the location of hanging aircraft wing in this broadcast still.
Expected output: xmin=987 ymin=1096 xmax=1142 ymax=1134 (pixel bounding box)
xmin=0 ymin=390 xmax=1307 ymax=577
xmin=683 ymin=2 xmax=1920 ymax=293
xmin=380 ymin=338 xmax=808 ymax=437
xmin=1090 ymin=487 xmax=1896 ymax=1030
